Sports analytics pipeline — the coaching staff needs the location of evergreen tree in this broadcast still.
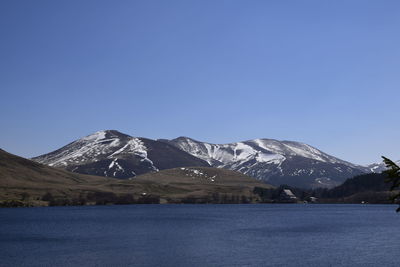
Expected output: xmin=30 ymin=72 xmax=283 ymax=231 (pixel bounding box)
xmin=382 ymin=156 xmax=400 ymax=212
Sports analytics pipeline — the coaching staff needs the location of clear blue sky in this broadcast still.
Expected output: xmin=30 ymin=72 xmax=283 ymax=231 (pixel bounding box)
xmin=1 ymin=0 xmax=399 ymax=165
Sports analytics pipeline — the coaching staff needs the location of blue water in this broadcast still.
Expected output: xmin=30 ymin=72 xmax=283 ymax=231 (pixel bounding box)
xmin=0 ymin=204 xmax=399 ymax=267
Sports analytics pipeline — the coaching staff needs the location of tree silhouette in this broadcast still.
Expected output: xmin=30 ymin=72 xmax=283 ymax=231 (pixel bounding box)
xmin=382 ymin=156 xmax=400 ymax=212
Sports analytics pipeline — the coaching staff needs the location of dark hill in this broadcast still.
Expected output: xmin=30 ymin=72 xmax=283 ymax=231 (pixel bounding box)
xmin=324 ymin=173 xmax=389 ymax=199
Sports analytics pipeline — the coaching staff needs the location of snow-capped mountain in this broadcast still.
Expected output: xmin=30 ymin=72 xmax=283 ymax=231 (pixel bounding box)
xmin=368 ymin=160 xmax=400 ymax=173
xmin=32 ymin=130 xmax=209 ymax=178
xmin=161 ymin=137 xmax=370 ymax=188
xmin=32 ymin=130 xmax=374 ymax=188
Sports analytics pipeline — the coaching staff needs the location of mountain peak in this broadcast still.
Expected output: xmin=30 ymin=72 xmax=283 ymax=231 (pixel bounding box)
xmin=82 ymin=130 xmax=132 ymax=142
xmin=85 ymin=130 xmax=131 ymax=139
xmin=174 ymin=136 xmax=198 ymax=141
xmin=32 ymin=131 xmax=209 ymax=179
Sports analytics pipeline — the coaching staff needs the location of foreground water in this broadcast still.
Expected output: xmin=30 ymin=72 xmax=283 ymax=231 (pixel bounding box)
xmin=0 ymin=204 xmax=399 ymax=267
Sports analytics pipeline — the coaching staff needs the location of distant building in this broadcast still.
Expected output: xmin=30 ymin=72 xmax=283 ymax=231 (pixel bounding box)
xmin=279 ymin=189 xmax=297 ymax=203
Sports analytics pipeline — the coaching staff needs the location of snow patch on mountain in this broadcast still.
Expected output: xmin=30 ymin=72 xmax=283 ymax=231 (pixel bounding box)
xmin=180 ymin=167 xmax=217 ymax=182
xmin=44 ymin=131 xmax=122 ymax=167
xmin=368 ymin=160 xmax=400 ymax=173
xmin=107 ymin=158 xmax=126 ymax=177
xmin=165 ymin=136 xmax=369 ymax=188
xmin=109 ymin=138 xmax=145 ymax=158
xmin=33 ymin=130 xmax=159 ymax=177
xmin=169 ymin=137 xmax=357 ymax=169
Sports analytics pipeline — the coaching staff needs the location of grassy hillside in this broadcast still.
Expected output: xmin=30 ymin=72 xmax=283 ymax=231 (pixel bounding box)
xmin=135 ymin=167 xmax=273 ymax=203
xmin=0 ymin=148 xmax=112 ymax=202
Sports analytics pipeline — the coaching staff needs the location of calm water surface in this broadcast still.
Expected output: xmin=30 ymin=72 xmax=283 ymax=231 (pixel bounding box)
xmin=0 ymin=204 xmax=399 ymax=267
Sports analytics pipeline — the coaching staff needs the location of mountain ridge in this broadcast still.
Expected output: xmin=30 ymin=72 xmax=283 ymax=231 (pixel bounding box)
xmin=32 ymin=130 xmax=371 ymax=188
xmin=162 ymin=136 xmax=370 ymax=188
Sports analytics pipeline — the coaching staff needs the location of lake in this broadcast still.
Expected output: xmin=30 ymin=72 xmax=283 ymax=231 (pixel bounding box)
xmin=0 ymin=204 xmax=399 ymax=267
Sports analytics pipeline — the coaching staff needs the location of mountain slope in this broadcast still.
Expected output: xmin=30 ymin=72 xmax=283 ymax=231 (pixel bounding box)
xmin=0 ymin=148 xmax=115 ymax=203
xmin=1 ymin=149 xmax=272 ymax=205
xmin=0 ymin=148 xmax=108 ymax=186
xmin=136 ymin=166 xmax=273 ymax=187
xmin=135 ymin=166 xmax=273 ymax=203
xmin=162 ymin=137 xmax=369 ymax=188
xmin=32 ymin=130 xmax=209 ymax=178
xmin=368 ymin=160 xmax=400 ymax=173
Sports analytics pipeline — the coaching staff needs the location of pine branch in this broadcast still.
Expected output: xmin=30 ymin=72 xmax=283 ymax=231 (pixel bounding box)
xmin=382 ymin=156 xmax=400 ymax=212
